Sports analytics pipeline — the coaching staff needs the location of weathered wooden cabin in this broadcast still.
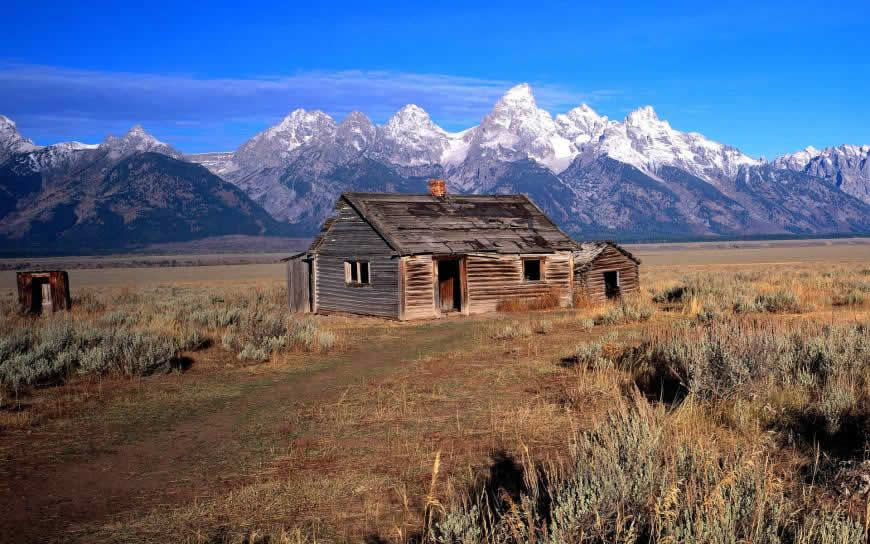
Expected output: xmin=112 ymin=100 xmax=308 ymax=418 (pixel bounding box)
xmin=572 ymin=241 xmax=641 ymax=303
xmin=286 ymin=184 xmax=580 ymax=320
xmin=16 ymin=271 xmax=72 ymax=315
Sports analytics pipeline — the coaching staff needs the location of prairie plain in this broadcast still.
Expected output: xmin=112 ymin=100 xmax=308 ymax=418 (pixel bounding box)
xmin=1 ymin=238 xmax=869 ymax=543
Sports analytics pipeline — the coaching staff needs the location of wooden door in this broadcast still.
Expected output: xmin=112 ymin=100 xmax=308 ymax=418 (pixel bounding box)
xmin=287 ymin=259 xmax=311 ymax=312
xmin=437 ymin=260 xmax=461 ymax=312
xmin=41 ymin=283 xmax=53 ymax=313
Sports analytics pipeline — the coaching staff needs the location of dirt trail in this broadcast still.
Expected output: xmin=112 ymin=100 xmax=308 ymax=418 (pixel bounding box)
xmin=0 ymin=320 xmax=472 ymax=543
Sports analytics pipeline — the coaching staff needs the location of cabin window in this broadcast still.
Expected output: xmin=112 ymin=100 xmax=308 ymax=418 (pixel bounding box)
xmin=523 ymin=258 xmax=542 ymax=282
xmin=344 ymin=261 xmax=370 ymax=285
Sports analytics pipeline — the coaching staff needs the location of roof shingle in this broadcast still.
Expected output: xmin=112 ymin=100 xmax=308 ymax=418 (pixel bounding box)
xmin=339 ymin=192 xmax=576 ymax=255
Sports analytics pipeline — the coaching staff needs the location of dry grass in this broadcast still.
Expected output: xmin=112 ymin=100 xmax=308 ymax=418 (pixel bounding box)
xmin=3 ymin=259 xmax=870 ymax=542
xmin=496 ymin=286 xmax=563 ymax=312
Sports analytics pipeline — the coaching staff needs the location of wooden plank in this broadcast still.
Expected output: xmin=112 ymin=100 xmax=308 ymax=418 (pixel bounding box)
xmin=398 ymin=257 xmax=407 ymax=321
xmin=16 ymin=272 xmax=32 ymax=314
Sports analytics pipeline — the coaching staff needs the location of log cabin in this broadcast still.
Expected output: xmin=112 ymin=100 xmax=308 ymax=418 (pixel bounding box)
xmin=572 ymin=241 xmax=641 ymax=303
xmin=286 ymin=181 xmax=640 ymax=320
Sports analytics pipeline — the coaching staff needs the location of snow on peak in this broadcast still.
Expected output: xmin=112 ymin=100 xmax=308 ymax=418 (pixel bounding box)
xmin=772 ymin=144 xmax=870 ymax=204
xmin=474 ymin=83 xmax=575 ymax=172
xmin=335 ymin=111 xmax=376 ymax=153
xmin=499 ymin=83 xmax=536 ymax=105
xmin=555 ymin=104 xmax=615 ymax=148
xmin=593 ymin=107 xmax=759 ymax=183
xmin=625 ymin=105 xmax=661 ymax=125
xmin=0 ymin=114 xmax=40 ymax=159
xmin=374 ymin=104 xmax=470 ymax=168
xmin=386 ymin=104 xmax=440 ymax=132
xmin=261 ymin=109 xmax=336 ymax=148
xmin=772 ymin=146 xmax=821 ymax=171
xmin=100 ymin=124 xmax=180 ymax=160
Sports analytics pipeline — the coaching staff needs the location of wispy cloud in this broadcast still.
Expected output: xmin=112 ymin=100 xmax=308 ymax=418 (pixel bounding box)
xmin=0 ymin=64 xmax=620 ymax=151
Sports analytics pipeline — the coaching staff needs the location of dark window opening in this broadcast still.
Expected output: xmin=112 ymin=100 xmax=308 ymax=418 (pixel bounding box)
xmin=345 ymin=261 xmax=370 ymax=285
xmin=523 ymin=259 xmax=542 ymax=281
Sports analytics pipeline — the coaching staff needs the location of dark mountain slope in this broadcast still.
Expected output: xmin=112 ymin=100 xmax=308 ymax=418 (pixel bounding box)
xmin=0 ymin=152 xmax=291 ymax=251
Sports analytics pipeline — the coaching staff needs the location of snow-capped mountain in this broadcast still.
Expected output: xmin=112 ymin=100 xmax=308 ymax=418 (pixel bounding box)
xmin=774 ymin=145 xmax=870 ymax=204
xmin=370 ymin=104 xmax=470 ymax=169
xmin=0 ymin=115 xmax=40 ymax=163
xmin=591 ymin=105 xmax=761 ymax=186
xmin=234 ymin=109 xmax=337 ymax=172
xmin=555 ymin=104 xmax=615 ymax=149
xmin=178 ymin=83 xmax=869 ymax=237
xmin=466 ymin=83 xmax=575 ymax=173
xmin=100 ymin=125 xmax=183 ymax=161
xmin=4 ymin=80 xmax=870 ymax=247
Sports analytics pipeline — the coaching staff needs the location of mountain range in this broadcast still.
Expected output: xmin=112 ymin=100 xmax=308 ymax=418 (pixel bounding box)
xmin=2 ymin=83 xmax=869 ymax=251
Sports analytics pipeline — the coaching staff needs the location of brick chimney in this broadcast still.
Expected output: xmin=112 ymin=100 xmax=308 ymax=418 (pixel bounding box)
xmin=428 ymin=178 xmax=447 ymax=198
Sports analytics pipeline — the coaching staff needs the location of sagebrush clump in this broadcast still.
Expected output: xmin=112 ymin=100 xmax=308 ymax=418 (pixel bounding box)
xmin=0 ymin=284 xmax=337 ymax=401
xmin=430 ymin=398 xmax=864 ymax=544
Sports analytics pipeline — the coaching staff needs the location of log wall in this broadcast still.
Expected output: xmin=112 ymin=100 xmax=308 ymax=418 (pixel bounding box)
xmin=314 ymin=202 xmax=400 ymax=318
xmin=465 ymin=252 xmax=573 ymax=315
xmin=575 ymin=247 xmax=639 ymax=303
xmin=401 ymin=255 xmax=438 ymax=320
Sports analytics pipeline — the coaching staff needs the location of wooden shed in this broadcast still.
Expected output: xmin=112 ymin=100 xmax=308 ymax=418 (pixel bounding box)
xmin=286 ymin=185 xmax=579 ymax=320
xmin=16 ymin=271 xmax=72 ymax=315
xmin=572 ymin=242 xmax=641 ymax=303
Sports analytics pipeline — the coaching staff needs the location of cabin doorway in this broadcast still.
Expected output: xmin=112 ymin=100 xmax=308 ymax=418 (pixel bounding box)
xmin=30 ymin=276 xmax=52 ymax=314
xmin=604 ymin=271 xmax=620 ymax=299
xmin=437 ymin=259 xmax=463 ymax=313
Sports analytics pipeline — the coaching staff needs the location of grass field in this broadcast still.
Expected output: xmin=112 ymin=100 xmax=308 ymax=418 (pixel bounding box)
xmin=1 ymin=240 xmax=869 ymax=543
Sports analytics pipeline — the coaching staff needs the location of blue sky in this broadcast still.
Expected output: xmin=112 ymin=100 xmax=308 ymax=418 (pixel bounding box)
xmin=2 ymin=0 xmax=868 ymax=157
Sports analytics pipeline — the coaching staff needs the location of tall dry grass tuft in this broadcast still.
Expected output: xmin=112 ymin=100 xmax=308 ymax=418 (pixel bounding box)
xmin=497 ymin=287 xmax=562 ymax=313
xmin=428 ymin=392 xmax=865 ymax=544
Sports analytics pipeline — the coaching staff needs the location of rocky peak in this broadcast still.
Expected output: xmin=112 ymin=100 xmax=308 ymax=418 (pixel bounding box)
xmin=591 ymin=106 xmax=759 ymax=184
xmin=625 ymin=105 xmax=662 ymax=126
xmin=234 ymin=109 xmax=337 ymax=170
xmin=0 ymin=114 xmax=40 ymax=162
xmin=333 ymin=111 xmax=376 ymax=155
xmin=100 ymin=124 xmax=181 ymax=160
xmin=555 ymin=104 xmax=614 ymax=147
xmin=386 ymin=104 xmax=437 ymax=130
xmin=774 ymin=144 xmax=870 ymax=204
xmin=471 ymin=83 xmax=575 ymax=173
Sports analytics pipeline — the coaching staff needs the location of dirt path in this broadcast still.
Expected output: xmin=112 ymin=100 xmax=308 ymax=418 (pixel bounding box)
xmin=0 ymin=320 xmax=474 ymax=543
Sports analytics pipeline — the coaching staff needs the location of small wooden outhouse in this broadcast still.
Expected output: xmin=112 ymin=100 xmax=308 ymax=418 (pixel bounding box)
xmin=16 ymin=271 xmax=72 ymax=315
xmin=572 ymin=242 xmax=641 ymax=303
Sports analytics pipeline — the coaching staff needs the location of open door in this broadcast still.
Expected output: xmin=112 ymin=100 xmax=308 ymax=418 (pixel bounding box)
xmin=604 ymin=271 xmax=620 ymax=299
xmin=437 ymin=259 xmax=462 ymax=313
xmin=30 ymin=277 xmax=52 ymax=314
xmin=287 ymin=259 xmax=312 ymax=312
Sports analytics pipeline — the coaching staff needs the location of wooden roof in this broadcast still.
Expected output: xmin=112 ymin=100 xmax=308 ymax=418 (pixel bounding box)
xmin=337 ymin=192 xmax=576 ymax=256
xmin=572 ymin=241 xmax=641 ymax=272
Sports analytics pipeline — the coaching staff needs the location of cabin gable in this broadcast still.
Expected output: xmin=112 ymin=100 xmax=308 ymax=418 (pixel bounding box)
xmin=312 ymin=200 xmax=400 ymax=318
